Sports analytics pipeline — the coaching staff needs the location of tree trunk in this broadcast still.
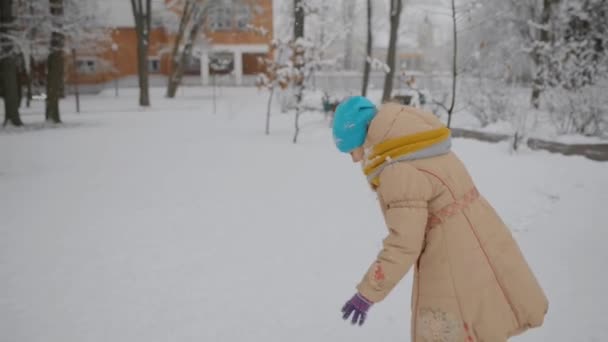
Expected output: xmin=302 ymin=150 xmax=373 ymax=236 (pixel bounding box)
xmin=1 ymin=0 xmax=23 ymax=126
xmin=16 ymin=56 xmax=23 ymax=108
xmin=382 ymin=0 xmax=403 ymax=102
xmin=530 ymin=0 xmax=554 ymax=109
xmin=45 ymin=0 xmax=65 ymax=123
xmin=27 ymin=0 xmax=35 ymax=108
xmin=342 ymin=0 xmax=355 ymax=70
xmin=293 ymin=88 xmax=303 ymax=144
xmin=71 ymin=48 xmax=80 ymax=113
xmin=212 ymin=74 xmax=216 ymax=114
xmin=361 ymin=0 xmax=372 ymax=97
xmin=26 ymin=55 xmax=33 ymax=108
xmin=167 ymin=4 xmax=204 ymax=99
xmin=294 ymin=0 xmax=304 ymax=39
xmin=265 ymin=87 xmax=274 ymax=135
xmin=446 ymin=0 xmax=457 ymax=128
xmin=292 ymin=0 xmax=305 ymax=143
xmin=131 ymin=0 xmax=151 ymax=107
xmin=166 ymin=0 xmax=195 ymax=98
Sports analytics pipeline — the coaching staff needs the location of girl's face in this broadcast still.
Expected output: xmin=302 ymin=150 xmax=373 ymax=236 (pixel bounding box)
xmin=350 ymin=147 xmax=364 ymax=163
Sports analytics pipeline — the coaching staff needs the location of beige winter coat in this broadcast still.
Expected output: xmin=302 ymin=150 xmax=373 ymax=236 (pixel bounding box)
xmin=356 ymin=103 xmax=548 ymax=342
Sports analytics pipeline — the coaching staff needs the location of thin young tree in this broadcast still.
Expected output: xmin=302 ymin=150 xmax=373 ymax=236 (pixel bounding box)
xmin=294 ymin=0 xmax=304 ymax=39
xmin=446 ymin=0 xmax=457 ymax=128
xmin=130 ymin=0 xmax=152 ymax=107
xmin=24 ymin=0 xmax=37 ymax=109
xmin=46 ymin=0 xmax=65 ymax=123
xmin=382 ymin=0 xmax=403 ymax=102
xmin=1 ymin=0 xmax=24 ymax=126
xmin=361 ymin=0 xmax=372 ymax=97
xmin=292 ymin=0 xmax=305 ymax=143
xmin=71 ymin=48 xmax=79 ymax=113
xmin=64 ymin=0 xmax=111 ymax=114
xmin=342 ymin=0 xmax=355 ymax=70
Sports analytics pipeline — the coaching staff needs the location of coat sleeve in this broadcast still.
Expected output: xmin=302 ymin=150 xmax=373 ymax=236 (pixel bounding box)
xmin=357 ymin=163 xmax=432 ymax=303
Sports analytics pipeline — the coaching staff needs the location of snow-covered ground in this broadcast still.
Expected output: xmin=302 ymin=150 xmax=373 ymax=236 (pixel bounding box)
xmin=1 ymin=87 xmax=607 ymax=342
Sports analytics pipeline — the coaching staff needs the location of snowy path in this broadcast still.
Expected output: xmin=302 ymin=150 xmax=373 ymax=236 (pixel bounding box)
xmin=1 ymin=88 xmax=607 ymax=342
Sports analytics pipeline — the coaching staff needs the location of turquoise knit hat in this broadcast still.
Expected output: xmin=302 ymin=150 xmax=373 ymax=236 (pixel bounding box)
xmin=332 ymin=96 xmax=377 ymax=153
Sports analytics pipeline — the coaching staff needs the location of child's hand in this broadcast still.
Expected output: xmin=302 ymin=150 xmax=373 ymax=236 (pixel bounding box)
xmin=341 ymin=293 xmax=373 ymax=326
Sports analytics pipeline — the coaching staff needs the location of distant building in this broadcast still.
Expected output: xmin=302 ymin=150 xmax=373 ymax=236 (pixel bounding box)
xmin=67 ymin=0 xmax=273 ymax=91
xmin=200 ymin=0 xmax=273 ymax=86
xmin=374 ymin=13 xmax=438 ymax=73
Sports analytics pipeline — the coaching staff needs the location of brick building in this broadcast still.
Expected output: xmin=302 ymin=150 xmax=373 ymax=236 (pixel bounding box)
xmin=68 ymin=0 xmax=273 ymax=90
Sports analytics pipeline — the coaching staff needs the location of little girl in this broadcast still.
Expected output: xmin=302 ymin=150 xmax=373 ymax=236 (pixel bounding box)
xmin=335 ymin=96 xmax=548 ymax=341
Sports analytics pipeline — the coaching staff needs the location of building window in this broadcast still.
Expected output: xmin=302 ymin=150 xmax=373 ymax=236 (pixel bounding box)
xmin=242 ymin=53 xmax=267 ymax=75
xmin=235 ymin=4 xmax=251 ymax=31
xmin=148 ymin=58 xmax=161 ymax=73
xmin=76 ymin=59 xmax=97 ymax=74
xmin=184 ymin=55 xmax=201 ymax=75
xmin=208 ymin=4 xmax=233 ymax=31
xmin=209 ymin=51 xmax=234 ymax=75
xmin=207 ymin=0 xmax=252 ymax=32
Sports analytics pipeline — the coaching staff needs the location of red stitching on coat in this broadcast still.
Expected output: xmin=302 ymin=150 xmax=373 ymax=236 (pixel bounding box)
xmin=462 ymin=211 xmax=519 ymax=325
xmin=427 ymin=187 xmax=480 ymax=229
xmin=464 ymin=322 xmax=476 ymax=341
xmin=374 ymin=263 xmax=386 ymax=281
xmin=415 ymin=168 xmax=465 ymax=330
xmin=416 ymin=167 xmax=519 ymax=328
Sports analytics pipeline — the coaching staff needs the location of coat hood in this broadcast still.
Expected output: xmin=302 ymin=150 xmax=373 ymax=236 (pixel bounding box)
xmin=363 ymin=103 xmax=446 ymax=150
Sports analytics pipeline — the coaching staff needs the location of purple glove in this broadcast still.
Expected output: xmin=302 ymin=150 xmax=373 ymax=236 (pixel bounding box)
xmin=341 ymin=293 xmax=373 ymax=326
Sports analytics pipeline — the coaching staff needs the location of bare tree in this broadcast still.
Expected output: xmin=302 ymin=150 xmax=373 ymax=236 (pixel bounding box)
xmin=167 ymin=2 xmax=207 ymax=98
xmin=446 ymin=0 xmax=457 ymax=128
xmin=166 ymin=0 xmax=197 ymax=98
xmin=256 ymin=44 xmax=280 ymax=135
xmin=45 ymin=0 xmax=65 ymax=123
xmin=130 ymin=0 xmax=152 ymax=107
xmin=254 ymin=28 xmax=291 ymax=135
xmin=1 ymin=0 xmax=23 ymax=126
xmin=294 ymin=0 xmax=304 ymax=39
xmin=64 ymin=0 xmax=112 ymax=114
xmin=382 ymin=0 xmax=403 ymax=102
xmin=361 ymin=0 xmax=372 ymax=97
xmin=292 ymin=0 xmax=305 ymax=143
xmin=342 ymin=0 xmax=355 ymax=70
xmin=1 ymin=0 xmax=106 ymax=123
xmin=24 ymin=0 xmax=37 ymax=109
xmin=530 ymin=0 xmax=557 ymax=109
xmin=71 ymin=48 xmax=79 ymax=113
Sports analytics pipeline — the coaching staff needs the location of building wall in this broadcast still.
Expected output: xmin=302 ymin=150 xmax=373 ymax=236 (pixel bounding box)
xmin=242 ymin=53 xmax=266 ymax=75
xmin=66 ymin=28 xmax=171 ymax=85
xmin=68 ymin=0 xmax=273 ymax=86
xmin=203 ymin=0 xmax=273 ymax=45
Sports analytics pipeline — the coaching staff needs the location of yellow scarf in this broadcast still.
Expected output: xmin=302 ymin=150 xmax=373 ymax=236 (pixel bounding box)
xmin=364 ymin=127 xmax=451 ymax=187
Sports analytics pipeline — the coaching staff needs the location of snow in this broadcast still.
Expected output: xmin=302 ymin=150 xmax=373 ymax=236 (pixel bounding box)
xmin=450 ymin=108 xmax=608 ymax=145
xmin=1 ymin=87 xmax=608 ymax=342
xmin=442 ymin=83 xmax=608 ymax=145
